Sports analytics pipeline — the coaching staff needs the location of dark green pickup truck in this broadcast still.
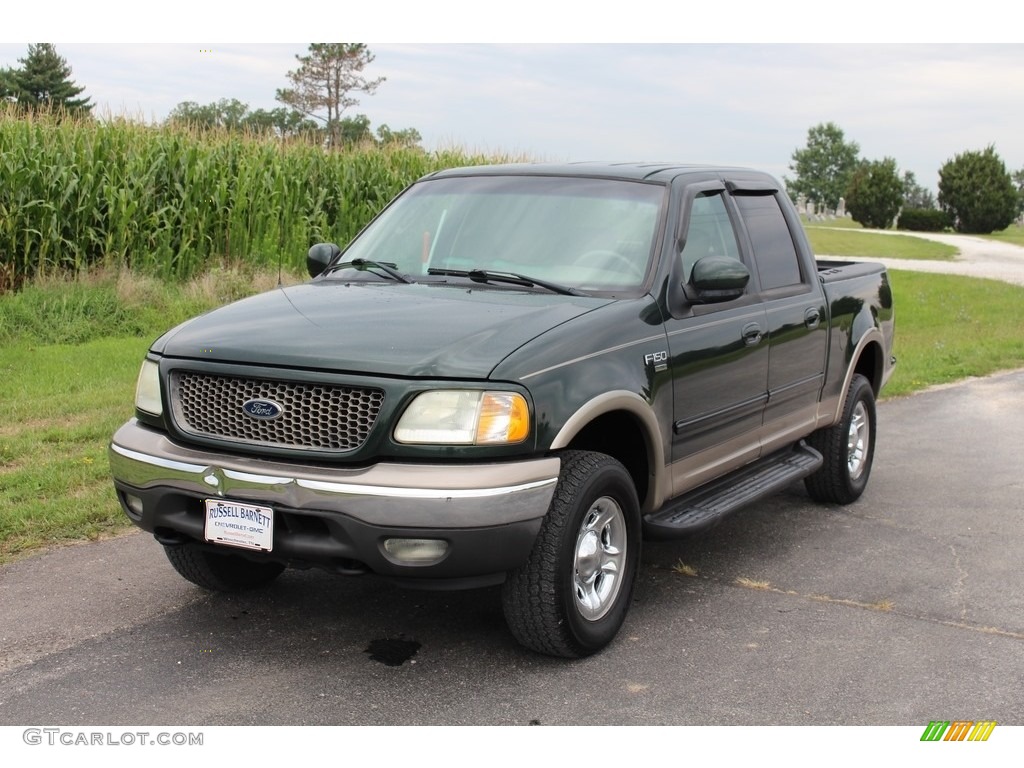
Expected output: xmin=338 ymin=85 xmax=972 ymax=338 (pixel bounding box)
xmin=110 ymin=162 xmax=895 ymax=657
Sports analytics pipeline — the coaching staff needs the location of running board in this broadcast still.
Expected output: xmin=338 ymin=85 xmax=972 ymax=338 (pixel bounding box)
xmin=644 ymin=443 xmax=823 ymax=539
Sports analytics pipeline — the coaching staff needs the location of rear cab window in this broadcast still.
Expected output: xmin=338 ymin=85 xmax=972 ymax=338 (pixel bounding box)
xmin=732 ymin=193 xmax=808 ymax=295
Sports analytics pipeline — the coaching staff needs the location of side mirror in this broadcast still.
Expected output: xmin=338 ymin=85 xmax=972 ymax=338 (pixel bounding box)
xmin=307 ymin=243 xmax=341 ymax=278
xmin=685 ymin=256 xmax=750 ymax=303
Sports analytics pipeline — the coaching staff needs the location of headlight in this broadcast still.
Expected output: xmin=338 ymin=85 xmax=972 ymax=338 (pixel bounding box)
xmin=134 ymin=359 xmax=163 ymax=416
xmin=394 ymin=390 xmax=529 ymax=445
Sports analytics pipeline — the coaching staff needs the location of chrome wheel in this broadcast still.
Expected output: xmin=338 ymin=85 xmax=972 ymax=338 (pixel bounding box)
xmin=502 ymin=451 xmax=640 ymax=657
xmin=805 ymin=373 xmax=876 ymax=505
xmin=573 ymin=496 xmax=627 ymax=621
xmin=847 ymin=400 xmax=870 ymax=480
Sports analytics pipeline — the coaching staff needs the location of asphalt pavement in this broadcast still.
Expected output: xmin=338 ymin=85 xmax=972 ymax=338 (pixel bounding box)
xmin=2 ymin=369 xmax=1022 ymax=725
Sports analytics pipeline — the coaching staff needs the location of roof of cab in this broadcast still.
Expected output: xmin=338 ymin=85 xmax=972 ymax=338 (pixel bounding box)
xmin=422 ymin=161 xmax=777 ymax=185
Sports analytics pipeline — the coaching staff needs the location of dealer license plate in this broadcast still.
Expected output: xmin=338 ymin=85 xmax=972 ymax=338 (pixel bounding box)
xmin=204 ymin=499 xmax=274 ymax=552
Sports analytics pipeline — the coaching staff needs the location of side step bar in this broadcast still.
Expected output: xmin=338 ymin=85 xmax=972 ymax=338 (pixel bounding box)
xmin=644 ymin=443 xmax=823 ymax=539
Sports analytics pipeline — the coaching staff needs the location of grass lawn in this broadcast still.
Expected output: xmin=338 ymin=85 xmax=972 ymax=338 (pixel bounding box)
xmin=0 ymin=337 xmax=150 ymax=561
xmin=805 ymin=226 xmax=958 ymax=261
xmin=806 ymin=216 xmax=1024 ymax=252
xmin=0 ymin=266 xmax=301 ymax=563
xmin=884 ymin=271 xmax=1024 ymax=397
xmin=981 ymin=223 xmax=1024 ymax=247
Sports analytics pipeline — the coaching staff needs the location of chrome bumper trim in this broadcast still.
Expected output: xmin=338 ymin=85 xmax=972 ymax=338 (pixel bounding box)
xmin=109 ymin=421 xmax=559 ymax=528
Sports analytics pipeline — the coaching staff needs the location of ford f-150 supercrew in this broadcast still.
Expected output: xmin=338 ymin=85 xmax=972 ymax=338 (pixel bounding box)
xmin=110 ymin=162 xmax=895 ymax=657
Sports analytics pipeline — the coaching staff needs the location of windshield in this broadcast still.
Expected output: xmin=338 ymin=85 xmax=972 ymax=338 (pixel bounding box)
xmin=339 ymin=175 xmax=665 ymax=292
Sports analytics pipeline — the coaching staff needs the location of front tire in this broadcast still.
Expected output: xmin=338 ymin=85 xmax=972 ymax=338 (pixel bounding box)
xmin=164 ymin=542 xmax=285 ymax=592
xmin=805 ymin=373 xmax=876 ymax=504
xmin=502 ymin=451 xmax=641 ymax=658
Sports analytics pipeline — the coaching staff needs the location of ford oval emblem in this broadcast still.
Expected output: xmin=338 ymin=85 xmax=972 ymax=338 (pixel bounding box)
xmin=242 ymin=399 xmax=284 ymax=420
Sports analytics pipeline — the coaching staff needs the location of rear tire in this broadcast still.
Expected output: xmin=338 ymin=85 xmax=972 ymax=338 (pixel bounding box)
xmin=804 ymin=373 xmax=876 ymax=504
xmin=164 ymin=542 xmax=285 ymax=592
xmin=502 ymin=451 xmax=641 ymax=658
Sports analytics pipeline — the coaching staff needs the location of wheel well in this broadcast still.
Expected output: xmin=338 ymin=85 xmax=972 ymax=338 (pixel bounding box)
xmin=853 ymin=341 xmax=882 ymax=394
xmin=564 ymin=411 xmax=650 ymax=507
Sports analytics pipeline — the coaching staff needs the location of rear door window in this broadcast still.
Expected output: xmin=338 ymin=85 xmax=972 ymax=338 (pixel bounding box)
xmin=733 ymin=193 xmax=804 ymax=292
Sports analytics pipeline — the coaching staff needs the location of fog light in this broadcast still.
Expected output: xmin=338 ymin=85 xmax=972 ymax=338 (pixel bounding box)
xmin=382 ymin=538 xmax=448 ymax=564
xmin=124 ymin=493 xmax=144 ymax=518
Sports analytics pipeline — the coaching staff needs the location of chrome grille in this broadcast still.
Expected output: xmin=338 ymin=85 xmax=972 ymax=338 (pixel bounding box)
xmin=170 ymin=372 xmax=384 ymax=452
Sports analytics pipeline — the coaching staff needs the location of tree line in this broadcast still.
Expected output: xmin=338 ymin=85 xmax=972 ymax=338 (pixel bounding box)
xmin=166 ymin=44 xmax=421 ymax=148
xmin=1 ymin=43 xmax=421 ymax=149
xmin=164 ymin=98 xmax=421 ymax=149
xmin=787 ymin=122 xmax=1024 ymax=234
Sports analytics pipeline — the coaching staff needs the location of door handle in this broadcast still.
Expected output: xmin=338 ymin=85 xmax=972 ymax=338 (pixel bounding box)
xmin=804 ymin=307 xmax=821 ymax=329
xmin=742 ymin=322 xmax=763 ymax=346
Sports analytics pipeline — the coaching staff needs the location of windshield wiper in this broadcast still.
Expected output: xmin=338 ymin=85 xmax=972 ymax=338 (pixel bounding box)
xmin=326 ymin=258 xmax=414 ymax=284
xmin=427 ymin=268 xmax=582 ymax=296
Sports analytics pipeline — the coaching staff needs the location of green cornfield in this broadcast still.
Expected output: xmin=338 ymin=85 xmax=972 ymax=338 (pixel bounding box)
xmin=0 ymin=108 xmax=515 ymax=291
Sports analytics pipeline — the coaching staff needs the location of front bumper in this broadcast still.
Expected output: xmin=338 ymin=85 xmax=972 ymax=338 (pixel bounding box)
xmin=110 ymin=420 xmax=559 ymax=584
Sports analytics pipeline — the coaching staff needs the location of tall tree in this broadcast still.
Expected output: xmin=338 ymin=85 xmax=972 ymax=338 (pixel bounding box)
xmin=7 ymin=44 xmax=92 ymax=114
xmin=276 ymin=44 xmax=384 ymax=149
xmin=786 ymin=122 xmax=860 ymax=212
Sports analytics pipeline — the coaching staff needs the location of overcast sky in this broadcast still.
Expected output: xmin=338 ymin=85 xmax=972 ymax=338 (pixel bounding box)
xmin=4 ymin=7 xmax=1022 ymax=193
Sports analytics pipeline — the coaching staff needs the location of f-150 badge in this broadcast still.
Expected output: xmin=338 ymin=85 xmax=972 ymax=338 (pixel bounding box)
xmin=644 ymin=351 xmax=669 ymax=371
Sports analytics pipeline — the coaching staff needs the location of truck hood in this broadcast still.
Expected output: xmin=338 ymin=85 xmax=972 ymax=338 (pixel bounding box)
xmin=153 ymin=280 xmax=609 ymax=379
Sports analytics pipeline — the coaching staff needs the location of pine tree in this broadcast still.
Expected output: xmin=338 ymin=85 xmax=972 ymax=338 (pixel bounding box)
xmin=9 ymin=44 xmax=93 ymax=115
xmin=1 ymin=67 xmax=19 ymax=102
xmin=276 ymin=44 xmax=384 ymax=149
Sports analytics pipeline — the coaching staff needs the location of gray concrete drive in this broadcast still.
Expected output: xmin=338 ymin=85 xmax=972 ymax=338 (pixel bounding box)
xmin=1 ymin=370 xmax=1022 ymax=725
